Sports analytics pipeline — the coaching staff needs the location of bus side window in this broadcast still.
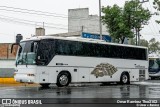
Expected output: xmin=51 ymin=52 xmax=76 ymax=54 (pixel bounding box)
xmin=37 ymin=39 xmax=55 ymax=65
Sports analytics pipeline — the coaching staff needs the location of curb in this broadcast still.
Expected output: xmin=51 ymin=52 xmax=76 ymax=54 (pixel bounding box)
xmin=0 ymin=78 xmax=20 ymax=84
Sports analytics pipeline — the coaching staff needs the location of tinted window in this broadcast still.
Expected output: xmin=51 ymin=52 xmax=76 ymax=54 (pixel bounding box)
xmin=53 ymin=39 xmax=147 ymax=60
xmin=37 ymin=39 xmax=55 ymax=65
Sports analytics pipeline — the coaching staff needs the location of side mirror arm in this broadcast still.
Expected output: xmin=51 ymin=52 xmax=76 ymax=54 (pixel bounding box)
xmin=11 ymin=43 xmax=21 ymax=53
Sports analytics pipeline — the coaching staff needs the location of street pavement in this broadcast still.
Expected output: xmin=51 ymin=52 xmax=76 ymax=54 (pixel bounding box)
xmin=0 ymin=80 xmax=160 ymax=98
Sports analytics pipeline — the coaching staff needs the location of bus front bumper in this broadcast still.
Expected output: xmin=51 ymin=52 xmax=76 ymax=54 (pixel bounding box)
xmin=149 ymin=72 xmax=160 ymax=77
xmin=14 ymin=74 xmax=35 ymax=83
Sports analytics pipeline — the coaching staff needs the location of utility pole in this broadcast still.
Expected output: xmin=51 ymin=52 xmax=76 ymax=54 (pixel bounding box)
xmin=99 ymin=0 xmax=102 ymax=40
xmin=137 ymin=0 xmax=149 ymax=45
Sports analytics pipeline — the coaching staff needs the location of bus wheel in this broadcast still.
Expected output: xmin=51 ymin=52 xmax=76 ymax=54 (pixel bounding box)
xmin=40 ymin=83 xmax=50 ymax=88
xmin=120 ymin=72 xmax=130 ymax=85
xmin=56 ymin=72 xmax=71 ymax=87
xmin=150 ymin=77 xmax=156 ymax=80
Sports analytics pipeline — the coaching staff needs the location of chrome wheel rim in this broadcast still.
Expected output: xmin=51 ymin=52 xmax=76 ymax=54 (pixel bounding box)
xmin=122 ymin=75 xmax=128 ymax=83
xmin=59 ymin=75 xmax=68 ymax=86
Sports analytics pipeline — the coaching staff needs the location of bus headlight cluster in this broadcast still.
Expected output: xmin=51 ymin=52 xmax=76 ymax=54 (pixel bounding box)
xmin=27 ymin=74 xmax=35 ymax=76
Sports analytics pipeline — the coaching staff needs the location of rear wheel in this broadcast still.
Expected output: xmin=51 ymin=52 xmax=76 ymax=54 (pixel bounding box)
xmin=101 ymin=82 xmax=110 ymax=86
xmin=120 ymin=72 xmax=130 ymax=84
xmin=56 ymin=72 xmax=71 ymax=87
xmin=150 ymin=77 xmax=156 ymax=80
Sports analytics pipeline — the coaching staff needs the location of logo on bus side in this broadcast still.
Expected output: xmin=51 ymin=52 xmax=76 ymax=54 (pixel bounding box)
xmin=91 ymin=63 xmax=117 ymax=77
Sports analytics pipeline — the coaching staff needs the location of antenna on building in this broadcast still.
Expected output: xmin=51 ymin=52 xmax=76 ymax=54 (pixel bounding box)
xmin=99 ymin=0 xmax=102 ymax=40
xmin=81 ymin=26 xmax=84 ymax=32
xmin=43 ymin=22 xmax=44 ymax=28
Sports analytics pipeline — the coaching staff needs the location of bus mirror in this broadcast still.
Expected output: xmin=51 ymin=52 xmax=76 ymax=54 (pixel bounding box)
xmin=11 ymin=43 xmax=19 ymax=53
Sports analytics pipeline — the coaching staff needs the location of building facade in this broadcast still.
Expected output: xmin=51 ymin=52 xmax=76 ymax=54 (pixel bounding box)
xmin=0 ymin=43 xmax=18 ymax=77
xmin=68 ymin=8 xmax=109 ymax=35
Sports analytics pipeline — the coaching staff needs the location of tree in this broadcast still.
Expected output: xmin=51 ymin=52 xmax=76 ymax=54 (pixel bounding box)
xmin=140 ymin=39 xmax=149 ymax=47
xmin=153 ymin=0 xmax=160 ymax=23
xmin=130 ymin=38 xmax=148 ymax=47
xmin=102 ymin=0 xmax=151 ymax=44
xmin=149 ymin=38 xmax=160 ymax=53
xmin=102 ymin=5 xmax=133 ymax=43
xmin=131 ymin=38 xmax=160 ymax=53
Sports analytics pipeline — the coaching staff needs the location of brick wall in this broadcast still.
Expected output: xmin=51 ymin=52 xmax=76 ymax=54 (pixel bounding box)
xmin=0 ymin=43 xmax=18 ymax=59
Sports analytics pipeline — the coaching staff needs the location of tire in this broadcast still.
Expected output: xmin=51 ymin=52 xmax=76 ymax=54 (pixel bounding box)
xmin=101 ymin=82 xmax=110 ymax=86
xmin=40 ymin=83 xmax=50 ymax=88
xmin=150 ymin=77 xmax=156 ymax=80
xmin=120 ymin=72 xmax=130 ymax=85
xmin=56 ymin=72 xmax=71 ymax=87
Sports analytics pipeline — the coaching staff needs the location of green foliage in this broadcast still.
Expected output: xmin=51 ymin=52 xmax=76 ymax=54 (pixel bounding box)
xmin=102 ymin=0 xmax=151 ymax=44
xmin=153 ymin=0 xmax=160 ymax=23
xmin=140 ymin=39 xmax=149 ymax=47
xmin=130 ymin=38 xmax=148 ymax=47
xmin=131 ymin=38 xmax=160 ymax=53
xmin=124 ymin=0 xmax=151 ymax=28
xmin=149 ymin=38 xmax=160 ymax=53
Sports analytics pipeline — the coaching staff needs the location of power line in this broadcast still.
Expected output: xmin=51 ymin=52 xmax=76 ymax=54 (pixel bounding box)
xmin=0 ymin=8 xmax=67 ymax=18
xmin=0 ymin=14 xmax=99 ymax=29
xmin=0 ymin=16 xmax=86 ymax=32
xmin=0 ymin=16 xmax=68 ymax=30
xmin=0 ymin=5 xmax=99 ymax=21
xmin=0 ymin=5 xmax=68 ymax=17
xmin=0 ymin=14 xmax=68 ymax=27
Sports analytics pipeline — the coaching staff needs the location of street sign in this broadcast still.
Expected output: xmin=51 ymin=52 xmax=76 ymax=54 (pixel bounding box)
xmin=82 ymin=32 xmax=111 ymax=42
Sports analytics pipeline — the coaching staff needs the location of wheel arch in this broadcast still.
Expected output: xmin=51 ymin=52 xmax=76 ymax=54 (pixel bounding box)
xmin=120 ymin=71 xmax=130 ymax=84
xmin=57 ymin=70 xmax=72 ymax=83
xmin=121 ymin=71 xmax=130 ymax=78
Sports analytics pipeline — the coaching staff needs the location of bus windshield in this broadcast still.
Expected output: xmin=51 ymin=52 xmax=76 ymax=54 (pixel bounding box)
xmin=149 ymin=58 xmax=160 ymax=69
xmin=16 ymin=41 xmax=38 ymax=65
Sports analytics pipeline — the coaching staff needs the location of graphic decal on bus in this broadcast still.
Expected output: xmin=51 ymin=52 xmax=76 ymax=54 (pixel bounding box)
xmin=91 ymin=63 xmax=117 ymax=77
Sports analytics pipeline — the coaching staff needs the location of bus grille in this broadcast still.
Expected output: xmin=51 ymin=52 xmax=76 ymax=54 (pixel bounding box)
xmin=139 ymin=70 xmax=145 ymax=81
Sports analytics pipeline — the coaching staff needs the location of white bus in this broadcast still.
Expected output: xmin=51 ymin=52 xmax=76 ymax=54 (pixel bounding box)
xmin=12 ymin=36 xmax=148 ymax=87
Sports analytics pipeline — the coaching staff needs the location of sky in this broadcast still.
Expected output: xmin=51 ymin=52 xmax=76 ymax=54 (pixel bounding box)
xmin=0 ymin=0 xmax=159 ymax=43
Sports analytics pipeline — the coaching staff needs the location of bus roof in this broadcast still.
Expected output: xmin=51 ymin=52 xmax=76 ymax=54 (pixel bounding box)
xmin=21 ymin=35 xmax=148 ymax=49
xmin=149 ymin=54 xmax=160 ymax=59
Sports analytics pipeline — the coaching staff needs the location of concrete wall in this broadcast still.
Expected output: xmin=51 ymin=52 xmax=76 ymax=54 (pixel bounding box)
xmin=36 ymin=27 xmax=45 ymax=36
xmin=68 ymin=8 xmax=109 ymax=35
xmin=0 ymin=59 xmax=15 ymax=77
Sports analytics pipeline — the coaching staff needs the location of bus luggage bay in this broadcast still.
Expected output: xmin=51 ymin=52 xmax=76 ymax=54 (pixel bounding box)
xmin=12 ymin=36 xmax=148 ymax=87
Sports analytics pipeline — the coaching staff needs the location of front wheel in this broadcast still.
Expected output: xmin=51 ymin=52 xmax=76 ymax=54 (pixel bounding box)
xmin=120 ymin=73 xmax=130 ymax=85
xmin=150 ymin=77 xmax=157 ymax=80
xmin=56 ymin=72 xmax=71 ymax=87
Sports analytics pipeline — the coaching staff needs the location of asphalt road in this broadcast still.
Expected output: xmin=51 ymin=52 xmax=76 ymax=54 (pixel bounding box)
xmin=0 ymin=80 xmax=160 ymax=98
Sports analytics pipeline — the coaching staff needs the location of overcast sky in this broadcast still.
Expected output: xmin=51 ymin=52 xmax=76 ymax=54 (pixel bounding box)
xmin=0 ymin=0 xmax=159 ymax=43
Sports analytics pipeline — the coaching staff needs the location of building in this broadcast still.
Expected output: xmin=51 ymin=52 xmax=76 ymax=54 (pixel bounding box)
xmin=0 ymin=43 xmax=18 ymax=78
xmin=68 ymin=8 xmax=109 ymax=35
xmin=48 ymin=8 xmax=111 ymax=42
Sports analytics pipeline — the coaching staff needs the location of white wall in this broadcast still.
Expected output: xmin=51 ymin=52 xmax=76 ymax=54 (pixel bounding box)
xmin=0 ymin=59 xmax=15 ymax=68
xmin=68 ymin=8 xmax=109 ymax=35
